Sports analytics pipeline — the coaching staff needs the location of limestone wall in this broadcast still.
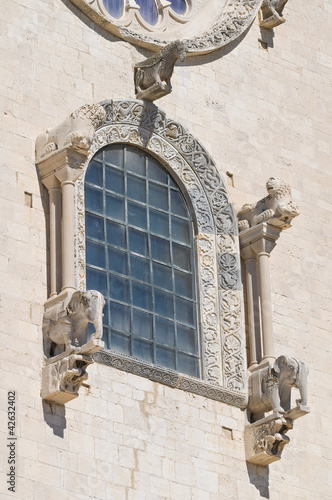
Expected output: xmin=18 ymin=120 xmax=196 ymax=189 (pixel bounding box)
xmin=0 ymin=0 xmax=331 ymax=498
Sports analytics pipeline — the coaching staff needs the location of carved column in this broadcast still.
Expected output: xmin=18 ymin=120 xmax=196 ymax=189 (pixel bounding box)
xmin=36 ymin=148 xmax=88 ymax=296
xmin=41 ymin=176 xmax=62 ymax=297
xmin=241 ymin=246 xmax=260 ymax=369
xmin=240 ymin=223 xmax=281 ymax=366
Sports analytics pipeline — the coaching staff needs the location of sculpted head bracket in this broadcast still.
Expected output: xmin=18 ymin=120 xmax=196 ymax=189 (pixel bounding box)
xmin=41 ymin=289 xmax=105 ymax=405
xmin=259 ymin=0 xmax=289 ymax=29
xmin=134 ymin=40 xmax=187 ymax=101
xmin=237 ymin=177 xmax=300 ymax=232
xmin=245 ymin=355 xmax=310 ymax=465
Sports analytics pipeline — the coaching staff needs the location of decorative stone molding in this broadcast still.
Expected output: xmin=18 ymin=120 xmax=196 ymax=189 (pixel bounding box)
xmin=258 ymin=0 xmax=289 ymax=29
xmin=69 ymin=0 xmax=263 ymax=55
xmin=76 ymin=98 xmax=245 ymax=395
xmin=134 ymin=40 xmax=187 ymax=101
xmin=41 ymin=290 xmax=105 ymax=404
xmin=238 ymin=177 xmax=299 ymax=232
xmin=94 ymin=351 xmax=247 ymax=408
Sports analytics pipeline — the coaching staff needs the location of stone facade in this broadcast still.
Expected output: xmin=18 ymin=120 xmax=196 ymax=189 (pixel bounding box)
xmin=0 ymin=0 xmax=331 ymax=499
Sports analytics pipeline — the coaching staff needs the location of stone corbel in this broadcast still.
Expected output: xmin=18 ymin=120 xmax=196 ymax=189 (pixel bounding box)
xmin=134 ymin=40 xmax=187 ymax=102
xmin=41 ymin=290 xmax=105 ymax=404
xmin=36 ymin=104 xmax=106 ymax=404
xmin=258 ymin=0 xmax=289 ymax=29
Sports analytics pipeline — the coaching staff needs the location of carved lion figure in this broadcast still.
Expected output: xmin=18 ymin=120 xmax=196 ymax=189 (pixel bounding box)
xmin=134 ymin=40 xmax=187 ymax=96
xmin=43 ymin=290 xmax=105 ymax=358
xmin=237 ymin=177 xmax=300 ymax=231
xmin=35 ymin=104 xmax=106 ymax=161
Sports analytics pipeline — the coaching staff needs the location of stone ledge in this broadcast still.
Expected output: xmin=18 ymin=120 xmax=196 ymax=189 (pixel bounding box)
xmin=93 ymin=350 xmax=248 ymax=408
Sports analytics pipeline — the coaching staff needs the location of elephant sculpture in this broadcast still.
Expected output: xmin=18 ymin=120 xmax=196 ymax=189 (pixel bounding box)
xmin=43 ymin=290 xmax=105 ymax=358
xmin=248 ymin=355 xmax=308 ymax=422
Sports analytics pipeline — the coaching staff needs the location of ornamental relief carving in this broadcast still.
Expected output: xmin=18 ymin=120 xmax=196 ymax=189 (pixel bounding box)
xmin=76 ymin=98 xmax=245 ymax=391
xmin=69 ymin=0 xmax=263 ymax=54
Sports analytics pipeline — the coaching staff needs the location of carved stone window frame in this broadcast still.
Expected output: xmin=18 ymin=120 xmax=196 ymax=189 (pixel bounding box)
xmin=73 ymin=99 xmax=246 ymax=407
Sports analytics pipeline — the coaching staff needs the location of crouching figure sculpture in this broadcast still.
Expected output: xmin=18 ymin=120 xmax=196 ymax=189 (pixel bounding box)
xmin=237 ymin=177 xmax=299 ymax=232
xmin=41 ymin=290 xmax=105 ymax=404
xmin=245 ymin=355 xmax=309 ymax=465
xmin=134 ymin=40 xmax=187 ymax=102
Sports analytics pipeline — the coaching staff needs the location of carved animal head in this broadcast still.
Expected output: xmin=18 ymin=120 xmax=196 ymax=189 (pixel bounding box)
xmin=266 ymin=177 xmax=292 ymax=200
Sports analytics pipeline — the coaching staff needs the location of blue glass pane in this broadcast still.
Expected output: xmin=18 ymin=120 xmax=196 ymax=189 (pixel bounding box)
xmin=106 ymin=220 xmax=126 ymax=248
xmin=102 ymin=326 xmax=109 ymax=345
xmin=153 ymin=262 xmax=173 ymax=291
xmin=86 ymin=240 xmax=106 ymax=269
xmin=103 ymin=0 xmax=123 ymax=18
xmin=86 ymin=212 xmax=104 ymax=241
xmin=173 ymin=243 xmax=191 ymax=271
xmin=111 ymin=331 xmax=130 ymax=355
xmin=155 ymin=290 xmax=174 ymax=319
xmin=127 ymin=175 xmax=146 ymax=202
xmin=156 ymin=346 xmax=175 ymax=370
xmin=151 ymin=236 xmax=170 ymax=264
xmin=177 ymin=324 xmax=196 ymax=354
xmin=176 ymin=297 xmax=194 ymax=326
xmin=170 ymin=0 xmax=186 ymax=15
xmin=129 ymin=228 xmax=148 ymax=256
xmin=86 ymin=268 xmax=107 ymax=297
xmin=108 ymin=247 xmax=128 ymax=275
xmin=136 ymin=0 xmax=158 ymax=25
xmin=132 ymin=309 xmax=153 ymax=339
xmin=106 ymin=193 xmax=125 ymax=222
xmin=128 ymin=201 xmax=147 ymax=230
xmin=133 ymin=338 xmax=152 ymax=363
xmin=174 ymin=269 xmax=193 ymax=298
xmin=103 ymin=305 xmax=108 ymax=325
xmin=172 ymin=216 xmax=190 ymax=245
xmin=131 ymin=255 xmax=151 ymax=283
xmin=85 ymin=185 xmax=103 ymax=215
xmin=149 ymin=183 xmax=168 ymax=211
xmin=148 ymin=158 xmax=167 ymax=184
xmin=109 ymin=275 xmax=130 ymax=303
xmin=110 ymin=301 xmax=130 ymax=333
xmin=171 ymin=190 xmax=188 ymax=217
xmin=178 ymin=352 xmax=198 ymax=377
xmin=149 ymin=209 xmax=169 ymax=237
xmin=155 ymin=317 xmax=175 ymax=347
xmin=126 ymin=148 xmax=146 ymax=176
xmin=105 ymin=165 xmax=124 ymax=195
xmin=132 ymin=282 xmax=152 ymax=310
xmin=85 ymin=160 xmax=102 ymax=186
xmin=104 ymin=146 xmax=123 ymax=168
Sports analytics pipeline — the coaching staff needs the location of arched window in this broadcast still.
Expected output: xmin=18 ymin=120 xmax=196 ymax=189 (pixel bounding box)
xmin=85 ymin=144 xmax=199 ymax=378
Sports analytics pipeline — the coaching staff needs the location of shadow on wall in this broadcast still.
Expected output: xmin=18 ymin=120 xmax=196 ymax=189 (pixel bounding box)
xmin=42 ymin=401 xmax=67 ymax=438
xmin=247 ymin=462 xmax=270 ymax=499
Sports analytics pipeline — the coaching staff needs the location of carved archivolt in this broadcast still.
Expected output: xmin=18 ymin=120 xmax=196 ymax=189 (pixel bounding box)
xmin=76 ymin=98 xmax=246 ymax=393
xmin=69 ymin=0 xmax=263 ymax=55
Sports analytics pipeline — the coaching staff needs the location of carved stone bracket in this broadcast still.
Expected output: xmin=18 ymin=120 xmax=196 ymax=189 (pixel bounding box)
xmin=258 ymin=0 xmax=289 ymax=29
xmin=41 ymin=289 xmax=105 ymax=404
xmin=245 ymin=405 xmax=310 ymax=465
xmin=134 ymin=40 xmax=187 ymax=101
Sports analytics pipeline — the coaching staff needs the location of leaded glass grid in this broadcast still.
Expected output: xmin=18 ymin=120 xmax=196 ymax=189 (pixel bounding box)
xmin=85 ymin=144 xmax=200 ymax=378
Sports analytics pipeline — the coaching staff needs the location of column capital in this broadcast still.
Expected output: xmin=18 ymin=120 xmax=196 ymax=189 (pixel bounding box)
xmin=37 ymin=147 xmax=88 ymax=185
xmin=239 ymin=222 xmax=281 ymax=257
